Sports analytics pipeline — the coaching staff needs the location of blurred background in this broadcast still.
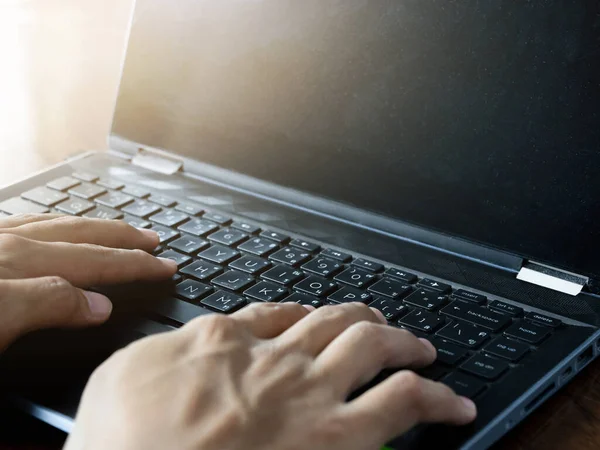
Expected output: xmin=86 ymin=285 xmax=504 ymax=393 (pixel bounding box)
xmin=0 ymin=0 xmax=133 ymax=186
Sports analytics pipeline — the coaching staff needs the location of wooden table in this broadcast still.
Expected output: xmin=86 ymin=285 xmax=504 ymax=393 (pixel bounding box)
xmin=1 ymin=2 xmax=600 ymax=450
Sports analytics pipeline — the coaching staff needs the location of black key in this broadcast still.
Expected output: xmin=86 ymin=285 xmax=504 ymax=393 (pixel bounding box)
xmin=461 ymin=354 xmax=509 ymax=380
xmin=290 ymin=239 xmax=320 ymax=253
xmin=178 ymin=219 xmax=219 ymax=237
xmin=56 ymin=197 xmax=95 ymax=215
xmin=180 ymin=260 xmax=222 ymax=281
xmin=122 ymin=215 xmax=151 ymax=229
xmin=122 ymin=200 xmax=161 ymax=218
xmin=208 ymin=228 xmax=249 ymax=247
xmin=244 ymin=281 xmax=288 ymax=302
xmin=384 ymin=268 xmax=418 ymax=283
xmin=368 ymin=297 xmax=410 ymax=321
xmin=399 ymin=310 xmax=445 ymax=334
xmin=148 ymin=194 xmax=177 ymax=207
xmin=403 ymin=290 xmax=447 ymax=311
xmin=352 ymin=258 xmax=384 ymax=273
xmin=68 ymin=183 xmax=106 ymax=200
xmin=83 ymin=207 xmax=123 ymax=220
xmin=168 ymin=236 xmax=209 ymax=255
xmin=453 ymin=289 xmax=487 ymax=305
xmin=368 ymin=278 xmax=412 ymax=300
xmin=261 ymin=265 xmax=304 ymax=286
xmin=151 ymin=225 xmax=179 ymax=244
xmin=122 ymin=185 xmax=151 ymax=198
xmin=504 ymin=321 xmax=551 ymax=345
xmin=432 ymin=338 xmax=469 ymax=366
xmin=95 ymin=191 xmax=134 ymax=209
xmin=232 ymin=222 xmax=261 ymax=234
xmin=150 ymin=210 xmax=190 ymax=228
xmin=0 ymin=197 xmax=49 ymax=215
xmin=175 ymin=202 xmax=204 ymax=216
xmin=484 ymin=337 xmax=530 ymax=362
xmin=441 ymin=301 xmax=511 ymax=333
xmin=294 ymin=275 xmax=338 ymax=297
xmin=525 ymin=312 xmax=562 ymax=328
xmin=269 ymin=247 xmax=311 ymax=266
xmin=489 ymin=301 xmax=523 ymax=317
xmin=203 ymin=212 xmax=231 ymax=225
xmin=334 ymin=267 xmax=376 ymax=289
xmin=238 ymin=237 xmax=279 ymax=257
xmin=417 ymin=363 xmax=451 ymax=381
xmin=212 ymin=270 xmax=254 ymax=292
xmin=151 ymin=297 xmax=212 ymax=326
xmin=72 ymin=172 xmax=98 ymax=182
xmin=301 ymin=257 xmax=343 ymax=277
xmin=328 ymin=287 xmax=372 ymax=304
xmin=441 ymin=372 xmax=486 ymax=399
xmin=320 ymin=248 xmax=352 ymax=263
xmin=238 ymin=238 xmax=277 ymax=256
xmin=97 ymin=179 xmax=125 ymax=190
xmin=229 ymin=256 xmax=271 ymax=275
xmin=283 ymin=292 xmax=322 ymax=308
xmin=260 ymin=230 xmax=290 ymax=244
xmin=418 ymin=278 xmax=452 ymax=294
xmin=201 ymin=290 xmax=246 ymax=313
xmin=22 ymin=187 xmax=69 ymax=206
xmin=157 ymin=250 xmax=192 ymax=269
xmin=47 ymin=176 xmax=80 ymax=192
xmin=199 ymin=245 xmax=239 ymax=265
xmin=175 ymin=280 xmax=213 ymax=301
xmin=437 ymin=321 xmax=490 ymax=348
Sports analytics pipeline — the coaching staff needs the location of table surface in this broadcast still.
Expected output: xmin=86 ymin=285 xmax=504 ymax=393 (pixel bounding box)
xmin=1 ymin=2 xmax=600 ymax=450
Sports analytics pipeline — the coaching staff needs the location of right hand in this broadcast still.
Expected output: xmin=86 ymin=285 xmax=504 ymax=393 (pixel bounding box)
xmin=66 ymin=302 xmax=476 ymax=450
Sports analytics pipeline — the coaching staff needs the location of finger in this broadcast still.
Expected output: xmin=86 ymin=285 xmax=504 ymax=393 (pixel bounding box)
xmin=342 ymin=371 xmax=477 ymax=447
xmin=313 ymin=324 xmax=436 ymax=397
xmin=0 ymin=277 xmax=113 ymax=351
xmin=231 ymin=302 xmax=313 ymax=339
xmin=0 ymin=213 xmax=63 ymax=228
xmin=3 ymin=216 xmax=159 ymax=250
xmin=0 ymin=235 xmax=176 ymax=287
xmin=276 ymin=302 xmax=387 ymax=355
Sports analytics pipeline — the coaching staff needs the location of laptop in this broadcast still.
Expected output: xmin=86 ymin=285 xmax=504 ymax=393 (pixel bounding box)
xmin=0 ymin=1 xmax=599 ymax=449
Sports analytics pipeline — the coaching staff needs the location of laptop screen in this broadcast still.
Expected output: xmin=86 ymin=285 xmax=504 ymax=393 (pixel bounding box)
xmin=112 ymin=0 xmax=600 ymax=279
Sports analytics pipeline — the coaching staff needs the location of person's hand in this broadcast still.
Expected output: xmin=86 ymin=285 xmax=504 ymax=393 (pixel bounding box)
xmin=66 ymin=302 xmax=477 ymax=450
xmin=0 ymin=214 xmax=177 ymax=351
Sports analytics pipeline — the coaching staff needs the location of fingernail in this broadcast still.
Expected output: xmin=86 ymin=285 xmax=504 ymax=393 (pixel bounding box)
xmin=158 ymin=257 xmax=178 ymax=271
xmin=84 ymin=291 xmax=113 ymax=320
xmin=302 ymin=305 xmax=316 ymax=312
xmin=140 ymin=229 xmax=159 ymax=241
xmin=460 ymin=397 xmax=477 ymax=420
xmin=370 ymin=307 xmax=388 ymax=324
xmin=418 ymin=338 xmax=437 ymax=358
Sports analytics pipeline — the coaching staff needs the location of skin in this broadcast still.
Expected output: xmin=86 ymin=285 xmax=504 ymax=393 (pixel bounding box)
xmin=0 ymin=214 xmax=477 ymax=449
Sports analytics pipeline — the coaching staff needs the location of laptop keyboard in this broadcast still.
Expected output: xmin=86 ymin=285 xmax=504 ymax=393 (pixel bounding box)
xmin=0 ymin=172 xmax=569 ymax=400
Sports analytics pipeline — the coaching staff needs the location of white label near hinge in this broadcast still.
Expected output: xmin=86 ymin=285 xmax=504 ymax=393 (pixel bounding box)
xmin=131 ymin=150 xmax=183 ymax=175
xmin=517 ymin=262 xmax=587 ymax=296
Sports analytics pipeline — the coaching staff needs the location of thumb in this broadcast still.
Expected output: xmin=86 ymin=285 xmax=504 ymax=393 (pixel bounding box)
xmin=0 ymin=276 xmax=113 ymax=350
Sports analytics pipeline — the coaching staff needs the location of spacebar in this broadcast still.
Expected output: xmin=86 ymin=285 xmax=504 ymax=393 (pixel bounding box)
xmin=151 ymin=297 xmax=213 ymax=326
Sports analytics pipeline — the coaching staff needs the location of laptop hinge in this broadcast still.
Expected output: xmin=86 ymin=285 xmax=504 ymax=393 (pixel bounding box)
xmin=131 ymin=148 xmax=184 ymax=175
xmin=517 ymin=261 xmax=588 ymax=296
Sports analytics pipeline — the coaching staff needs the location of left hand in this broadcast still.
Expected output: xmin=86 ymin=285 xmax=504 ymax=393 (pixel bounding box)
xmin=0 ymin=214 xmax=177 ymax=351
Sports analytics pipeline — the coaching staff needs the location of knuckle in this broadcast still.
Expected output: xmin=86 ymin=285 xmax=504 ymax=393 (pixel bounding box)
xmin=310 ymin=413 xmax=349 ymax=445
xmin=396 ymin=371 xmax=426 ymax=411
xmin=43 ymin=276 xmax=71 ymax=292
xmin=0 ymin=233 xmax=25 ymax=252
xmin=191 ymin=314 xmax=240 ymax=342
xmin=349 ymin=321 xmax=389 ymax=348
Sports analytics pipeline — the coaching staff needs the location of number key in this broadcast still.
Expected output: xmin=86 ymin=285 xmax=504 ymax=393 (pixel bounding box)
xmin=301 ymin=257 xmax=342 ymax=277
